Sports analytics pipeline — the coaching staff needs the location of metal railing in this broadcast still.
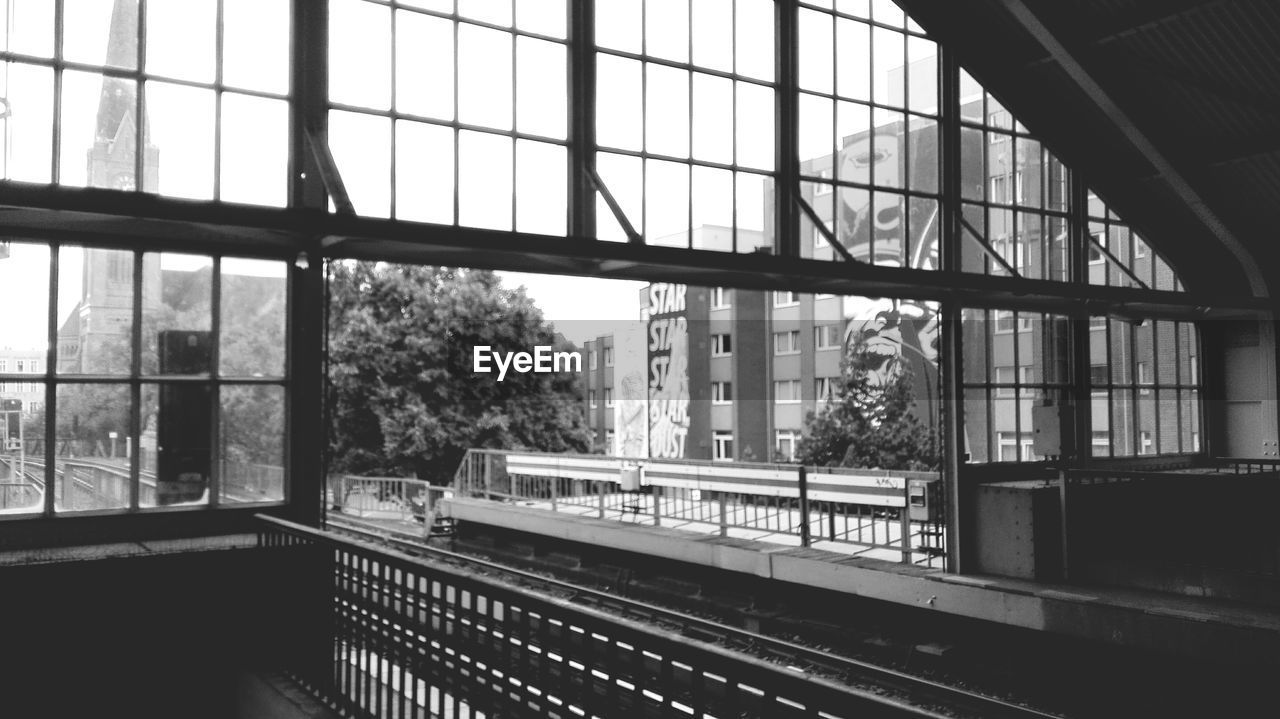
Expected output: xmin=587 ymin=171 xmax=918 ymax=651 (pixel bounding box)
xmin=258 ymin=515 xmax=935 ymax=719
xmin=330 ymin=475 xmax=455 ymax=532
xmin=453 ymin=449 xmax=946 ymax=567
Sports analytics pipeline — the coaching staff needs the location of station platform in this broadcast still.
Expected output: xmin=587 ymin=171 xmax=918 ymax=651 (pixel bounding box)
xmin=439 ymin=496 xmax=1280 ymax=666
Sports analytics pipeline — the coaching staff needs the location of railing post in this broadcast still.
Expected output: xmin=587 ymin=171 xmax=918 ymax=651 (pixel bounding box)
xmin=484 ymin=453 xmax=492 ymax=501
xmin=798 ymin=466 xmax=811 ymax=548
xmin=899 ymin=487 xmax=913 ymax=564
xmin=598 ymin=480 xmax=605 ymax=519
xmin=1059 ymin=467 xmax=1071 ymax=580
xmin=550 ymin=475 xmax=558 ymax=512
xmin=653 ymin=485 xmax=661 ymax=527
xmin=719 ymin=493 xmax=728 ymax=537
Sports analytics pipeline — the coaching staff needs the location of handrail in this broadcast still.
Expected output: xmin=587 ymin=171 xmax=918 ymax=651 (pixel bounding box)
xmin=256 ymin=514 xmax=939 ymax=718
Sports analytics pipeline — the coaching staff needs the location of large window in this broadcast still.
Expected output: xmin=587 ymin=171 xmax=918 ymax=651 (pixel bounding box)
xmin=0 ymin=0 xmax=290 ymax=204
xmin=328 ymin=0 xmax=568 ymax=229
xmin=0 ymin=241 xmax=288 ymax=517
xmin=798 ymin=1 xmax=941 ymax=267
xmin=594 ymin=0 xmax=775 ymax=251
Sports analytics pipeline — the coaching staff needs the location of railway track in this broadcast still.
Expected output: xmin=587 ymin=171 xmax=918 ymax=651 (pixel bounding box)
xmin=327 ymin=516 xmax=1063 ymax=719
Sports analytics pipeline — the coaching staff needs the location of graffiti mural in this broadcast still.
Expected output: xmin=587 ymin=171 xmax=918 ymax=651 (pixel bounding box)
xmin=612 ymin=323 xmax=648 ymax=458
xmin=646 ymin=283 xmax=689 ymax=459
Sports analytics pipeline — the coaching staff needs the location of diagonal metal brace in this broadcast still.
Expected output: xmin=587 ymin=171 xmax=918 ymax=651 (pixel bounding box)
xmin=796 ymin=195 xmax=860 ymax=264
xmin=959 ymin=216 xmax=1021 ymax=277
xmin=585 ymin=165 xmax=643 ymax=244
xmin=304 ymin=124 xmax=355 ymax=216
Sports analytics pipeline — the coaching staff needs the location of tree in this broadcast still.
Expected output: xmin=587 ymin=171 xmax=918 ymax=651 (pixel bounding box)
xmin=795 ymin=324 xmax=939 ymax=472
xmin=327 ymin=263 xmax=590 ymax=483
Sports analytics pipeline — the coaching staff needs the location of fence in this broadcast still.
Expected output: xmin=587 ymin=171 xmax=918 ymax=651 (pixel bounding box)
xmin=330 ymin=475 xmax=455 ymax=532
xmin=258 ymin=514 xmax=932 ymax=719
xmin=453 ymin=449 xmax=945 ymax=567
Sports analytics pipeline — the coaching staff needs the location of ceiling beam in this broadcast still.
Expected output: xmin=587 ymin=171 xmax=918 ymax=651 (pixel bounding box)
xmin=997 ymin=0 xmax=1269 ymax=298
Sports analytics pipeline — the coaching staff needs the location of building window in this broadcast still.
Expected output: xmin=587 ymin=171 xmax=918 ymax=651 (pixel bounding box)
xmin=711 ymin=381 xmax=732 ymax=405
xmin=589 ymin=350 xmax=598 ymax=370
xmin=994 ymin=366 xmax=1015 ymax=397
xmin=710 ymin=287 xmax=730 ymax=309
xmin=15 ymin=361 xmax=24 ymax=373
xmin=775 ymin=430 xmax=800 ymax=462
xmin=28 ymin=360 xmax=39 ymax=374
xmin=815 ymin=377 xmax=836 ymax=403
xmin=603 ymin=347 xmax=614 ymax=367
xmin=812 ymin=168 xmax=832 ymax=196
xmin=588 ymin=390 xmax=597 ymax=408
xmin=773 ymin=379 xmax=801 ymax=403
xmin=713 ymin=431 xmax=734 ymax=462
xmin=773 ymin=330 xmax=801 ymax=355
xmin=815 ymin=324 xmax=841 ymax=350
xmin=604 ymin=388 xmax=614 ymax=407
xmin=1137 ymin=361 xmax=1152 ymax=393
xmin=605 ymin=430 xmax=615 ymax=452
xmin=997 ymin=432 xmax=1037 ymax=462
xmin=773 ymin=291 xmax=799 ymax=307
xmin=711 ymin=334 xmax=732 ymax=357
xmin=0 ymin=360 xmax=6 ymax=372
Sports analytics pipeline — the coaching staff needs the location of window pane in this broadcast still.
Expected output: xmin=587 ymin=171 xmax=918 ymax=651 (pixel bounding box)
xmin=0 ymin=0 xmax=54 ymax=58
xmin=725 ymin=0 xmax=768 ymax=82
xmin=597 ymin=54 xmax=643 ymax=151
xmin=329 ymin=0 xmax=391 ymax=110
xmin=396 ymin=10 xmax=454 ymax=120
xmin=0 ymin=242 xmax=50 ymax=357
xmin=736 ymin=83 xmax=774 ymax=171
xmin=645 ymin=0 xmax=689 ymax=63
xmin=516 ymin=140 xmax=566 ymax=236
xmin=798 ymin=9 xmax=833 ymax=94
xmin=144 ymin=82 xmax=215 ymax=200
xmin=597 ymin=151 xmax=642 ymax=241
xmin=692 ymin=73 xmax=733 ymax=165
xmin=61 ymin=70 xmax=138 ymax=189
xmin=55 ymin=383 xmax=131 ymax=512
xmin=140 ymin=381 xmax=211 ymax=507
xmin=517 ymin=0 xmax=567 ymax=38
xmin=57 ymin=247 xmax=134 ymax=375
xmin=224 ymin=0 xmax=289 ymax=94
xmin=691 ymin=0 xmax=732 ymax=72
xmin=596 ymin=0 xmax=641 ymax=53
xmin=395 ymin=120 xmax=454 ymax=224
xmin=516 ymin=37 xmax=567 ymax=139
xmin=0 ymin=62 xmax=54 ymax=183
xmin=836 ymin=18 xmax=870 ymax=101
xmin=220 ymin=384 xmax=284 ymax=503
xmin=0 ymin=380 xmax=43 ymax=515
xmin=646 ymin=64 xmax=690 ymax=158
xmin=645 ymin=160 xmax=689 ymax=247
xmin=220 ymin=94 xmax=288 ymax=207
xmin=220 ymin=259 xmax=287 ymax=378
xmin=459 ymin=130 xmax=512 ymax=230
xmin=146 ymin=0 xmax=215 ymax=82
xmin=142 ymin=253 xmax=213 ymax=376
xmin=458 ymin=23 xmax=513 ymax=130
xmin=64 ymin=0 xmax=136 ymax=69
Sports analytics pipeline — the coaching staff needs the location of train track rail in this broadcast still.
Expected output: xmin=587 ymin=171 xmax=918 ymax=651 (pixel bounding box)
xmin=327 ymin=515 xmax=1063 ymax=719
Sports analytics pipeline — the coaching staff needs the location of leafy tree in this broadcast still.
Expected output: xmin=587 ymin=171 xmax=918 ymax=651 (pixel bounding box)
xmin=795 ymin=333 xmax=939 ymax=471
xmin=327 ymin=262 xmax=589 ymax=483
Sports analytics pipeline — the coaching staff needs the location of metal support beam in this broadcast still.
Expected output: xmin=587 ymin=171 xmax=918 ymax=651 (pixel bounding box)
xmin=939 ymin=47 xmax=966 ymax=573
xmin=568 ymin=0 xmax=596 ymax=239
xmin=775 ymin=0 xmax=800 ymax=258
xmin=996 ymin=0 xmax=1268 ymax=298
